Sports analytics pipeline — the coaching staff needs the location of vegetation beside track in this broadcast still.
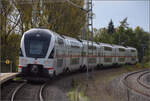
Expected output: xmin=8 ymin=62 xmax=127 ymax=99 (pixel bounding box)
xmin=67 ymin=64 xmax=150 ymax=101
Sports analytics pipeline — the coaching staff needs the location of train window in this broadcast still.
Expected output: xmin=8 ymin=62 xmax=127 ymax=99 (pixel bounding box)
xmin=131 ymin=50 xmax=136 ymax=52
xmin=98 ymin=52 xmax=101 ymax=56
xmin=30 ymin=40 xmax=44 ymax=55
xmin=49 ymin=48 xmax=54 ymax=58
xmin=57 ymin=37 xmax=64 ymax=45
xmin=81 ymin=51 xmax=86 ymax=56
xmin=71 ymin=42 xmax=80 ymax=48
xmin=24 ymin=31 xmax=51 ymax=58
xmin=119 ymin=48 xmax=125 ymax=52
xmin=104 ymin=46 xmax=112 ymax=51
xmin=19 ymin=48 xmax=23 ymax=56
xmin=88 ymin=45 xmax=96 ymax=50
xmin=71 ymin=45 xmax=80 ymax=48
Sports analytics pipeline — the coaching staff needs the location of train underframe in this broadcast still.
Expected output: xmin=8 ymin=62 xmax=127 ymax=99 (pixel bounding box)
xmin=19 ymin=64 xmax=52 ymax=81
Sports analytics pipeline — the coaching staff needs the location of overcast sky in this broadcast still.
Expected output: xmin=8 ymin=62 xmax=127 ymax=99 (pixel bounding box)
xmin=93 ymin=0 xmax=149 ymax=32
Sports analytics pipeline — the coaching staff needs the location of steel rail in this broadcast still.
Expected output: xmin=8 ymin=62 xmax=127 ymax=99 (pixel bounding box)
xmin=39 ymin=83 xmax=47 ymax=101
xmin=137 ymin=71 xmax=150 ymax=89
xmin=11 ymin=82 xmax=27 ymax=101
xmin=122 ymin=69 xmax=150 ymax=98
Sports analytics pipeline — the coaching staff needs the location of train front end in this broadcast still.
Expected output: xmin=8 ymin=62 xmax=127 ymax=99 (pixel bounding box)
xmin=18 ymin=29 xmax=55 ymax=79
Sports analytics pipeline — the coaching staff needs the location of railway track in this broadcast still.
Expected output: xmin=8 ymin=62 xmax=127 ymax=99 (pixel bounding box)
xmin=122 ymin=69 xmax=150 ymax=98
xmin=39 ymin=83 xmax=48 ymax=101
xmin=10 ymin=81 xmax=47 ymax=101
xmin=137 ymin=71 xmax=150 ymax=89
xmin=11 ymin=82 xmax=26 ymax=101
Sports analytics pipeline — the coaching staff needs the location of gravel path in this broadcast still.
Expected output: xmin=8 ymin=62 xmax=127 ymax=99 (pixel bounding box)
xmin=145 ymin=74 xmax=150 ymax=85
xmin=1 ymin=81 xmax=20 ymax=101
xmin=14 ymin=83 xmax=42 ymax=101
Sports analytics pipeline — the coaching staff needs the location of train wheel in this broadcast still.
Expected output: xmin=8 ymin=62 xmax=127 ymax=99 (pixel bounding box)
xmin=79 ymin=65 xmax=83 ymax=71
xmin=96 ymin=64 xmax=100 ymax=70
xmin=100 ymin=64 xmax=103 ymax=69
xmin=66 ymin=68 xmax=70 ymax=74
xmin=53 ymin=71 xmax=57 ymax=79
xmin=83 ymin=65 xmax=87 ymax=72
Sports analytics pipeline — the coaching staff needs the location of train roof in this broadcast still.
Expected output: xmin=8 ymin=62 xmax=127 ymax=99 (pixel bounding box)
xmin=24 ymin=28 xmax=52 ymax=35
xmin=81 ymin=40 xmax=99 ymax=46
xmin=126 ymin=46 xmax=137 ymax=50
xmin=112 ymin=44 xmax=126 ymax=49
xmin=24 ymin=28 xmax=137 ymax=51
xmin=99 ymin=43 xmax=113 ymax=47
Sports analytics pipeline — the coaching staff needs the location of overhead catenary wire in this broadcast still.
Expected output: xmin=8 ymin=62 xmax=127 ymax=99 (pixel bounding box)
xmin=66 ymin=0 xmax=89 ymax=12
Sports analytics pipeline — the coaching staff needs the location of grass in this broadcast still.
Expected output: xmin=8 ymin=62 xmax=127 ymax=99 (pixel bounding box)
xmin=67 ymin=78 xmax=89 ymax=101
xmin=124 ymin=62 xmax=150 ymax=72
xmin=67 ymin=62 xmax=150 ymax=101
xmin=13 ymin=77 xmax=22 ymax=81
xmin=67 ymin=88 xmax=88 ymax=101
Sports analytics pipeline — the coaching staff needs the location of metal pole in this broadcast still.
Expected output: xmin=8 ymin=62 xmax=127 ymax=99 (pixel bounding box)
xmin=0 ymin=61 xmax=1 ymax=73
xmin=86 ymin=0 xmax=94 ymax=78
xmin=10 ymin=61 xmax=12 ymax=73
xmin=142 ymin=46 xmax=145 ymax=67
xmin=86 ymin=0 xmax=89 ymax=88
xmin=119 ymin=34 xmax=120 ymax=45
xmin=90 ymin=0 xmax=94 ymax=77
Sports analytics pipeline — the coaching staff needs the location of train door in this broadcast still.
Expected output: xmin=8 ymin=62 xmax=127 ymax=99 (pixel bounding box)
xmin=98 ymin=46 xmax=101 ymax=65
xmin=96 ymin=45 xmax=99 ymax=66
xmin=65 ymin=40 xmax=71 ymax=70
xmin=101 ymin=46 xmax=104 ymax=65
xmin=125 ymin=49 xmax=128 ymax=64
xmin=112 ymin=47 xmax=115 ymax=64
xmin=113 ymin=48 xmax=116 ymax=64
xmin=70 ymin=41 xmax=81 ymax=70
xmin=82 ymin=42 xmax=87 ymax=67
xmin=115 ymin=48 xmax=118 ymax=64
xmin=55 ymin=37 xmax=65 ymax=74
xmin=81 ymin=44 xmax=84 ymax=67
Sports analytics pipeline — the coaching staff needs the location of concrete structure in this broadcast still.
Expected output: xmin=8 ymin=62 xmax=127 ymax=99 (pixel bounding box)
xmin=0 ymin=73 xmax=18 ymax=84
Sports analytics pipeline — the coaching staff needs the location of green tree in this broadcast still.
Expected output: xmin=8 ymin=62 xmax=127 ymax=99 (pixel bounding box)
xmin=108 ymin=19 xmax=115 ymax=34
xmin=43 ymin=0 xmax=86 ymax=38
xmin=94 ymin=18 xmax=150 ymax=63
xmin=113 ymin=17 xmax=129 ymax=45
xmin=94 ymin=28 xmax=113 ymax=44
xmin=15 ymin=0 xmax=33 ymax=34
xmin=133 ymin=26 xmax=150 ymax=62
xmin=119 ymin=17 xmax=129 ymax=29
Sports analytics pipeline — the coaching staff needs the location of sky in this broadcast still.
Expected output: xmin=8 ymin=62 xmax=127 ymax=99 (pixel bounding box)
xmin=93 ymin=0 xmax=150 ymax=32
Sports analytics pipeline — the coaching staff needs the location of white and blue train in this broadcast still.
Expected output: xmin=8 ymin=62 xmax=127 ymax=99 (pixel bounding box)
xmin=18 ymin=28 xmax=138 ymax=78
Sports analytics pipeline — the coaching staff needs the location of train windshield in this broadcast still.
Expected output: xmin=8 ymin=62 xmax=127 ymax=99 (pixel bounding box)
xmin=24 ymin=31 xmax=51 ymax=58
xmin=29 ymin=40 xmax=44 ymax=55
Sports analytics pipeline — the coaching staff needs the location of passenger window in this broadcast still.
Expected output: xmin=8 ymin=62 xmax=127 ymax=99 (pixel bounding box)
xmin=88 ymin=45 xmax=96 ymax=50
xmin=119 ymin=48 xmax=125 ymax=52
xmin=71 ymin=41 xmax=80 ymax=48
xmin=104 ymin=46 xmax=112 ymax=51
xmin=131 ymin=50 xmax=136 ymax=52
xmin=57 ymin=37 xmax=64 ymax=45
xmin=81 ymin=51 xmax=86 ymax=56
